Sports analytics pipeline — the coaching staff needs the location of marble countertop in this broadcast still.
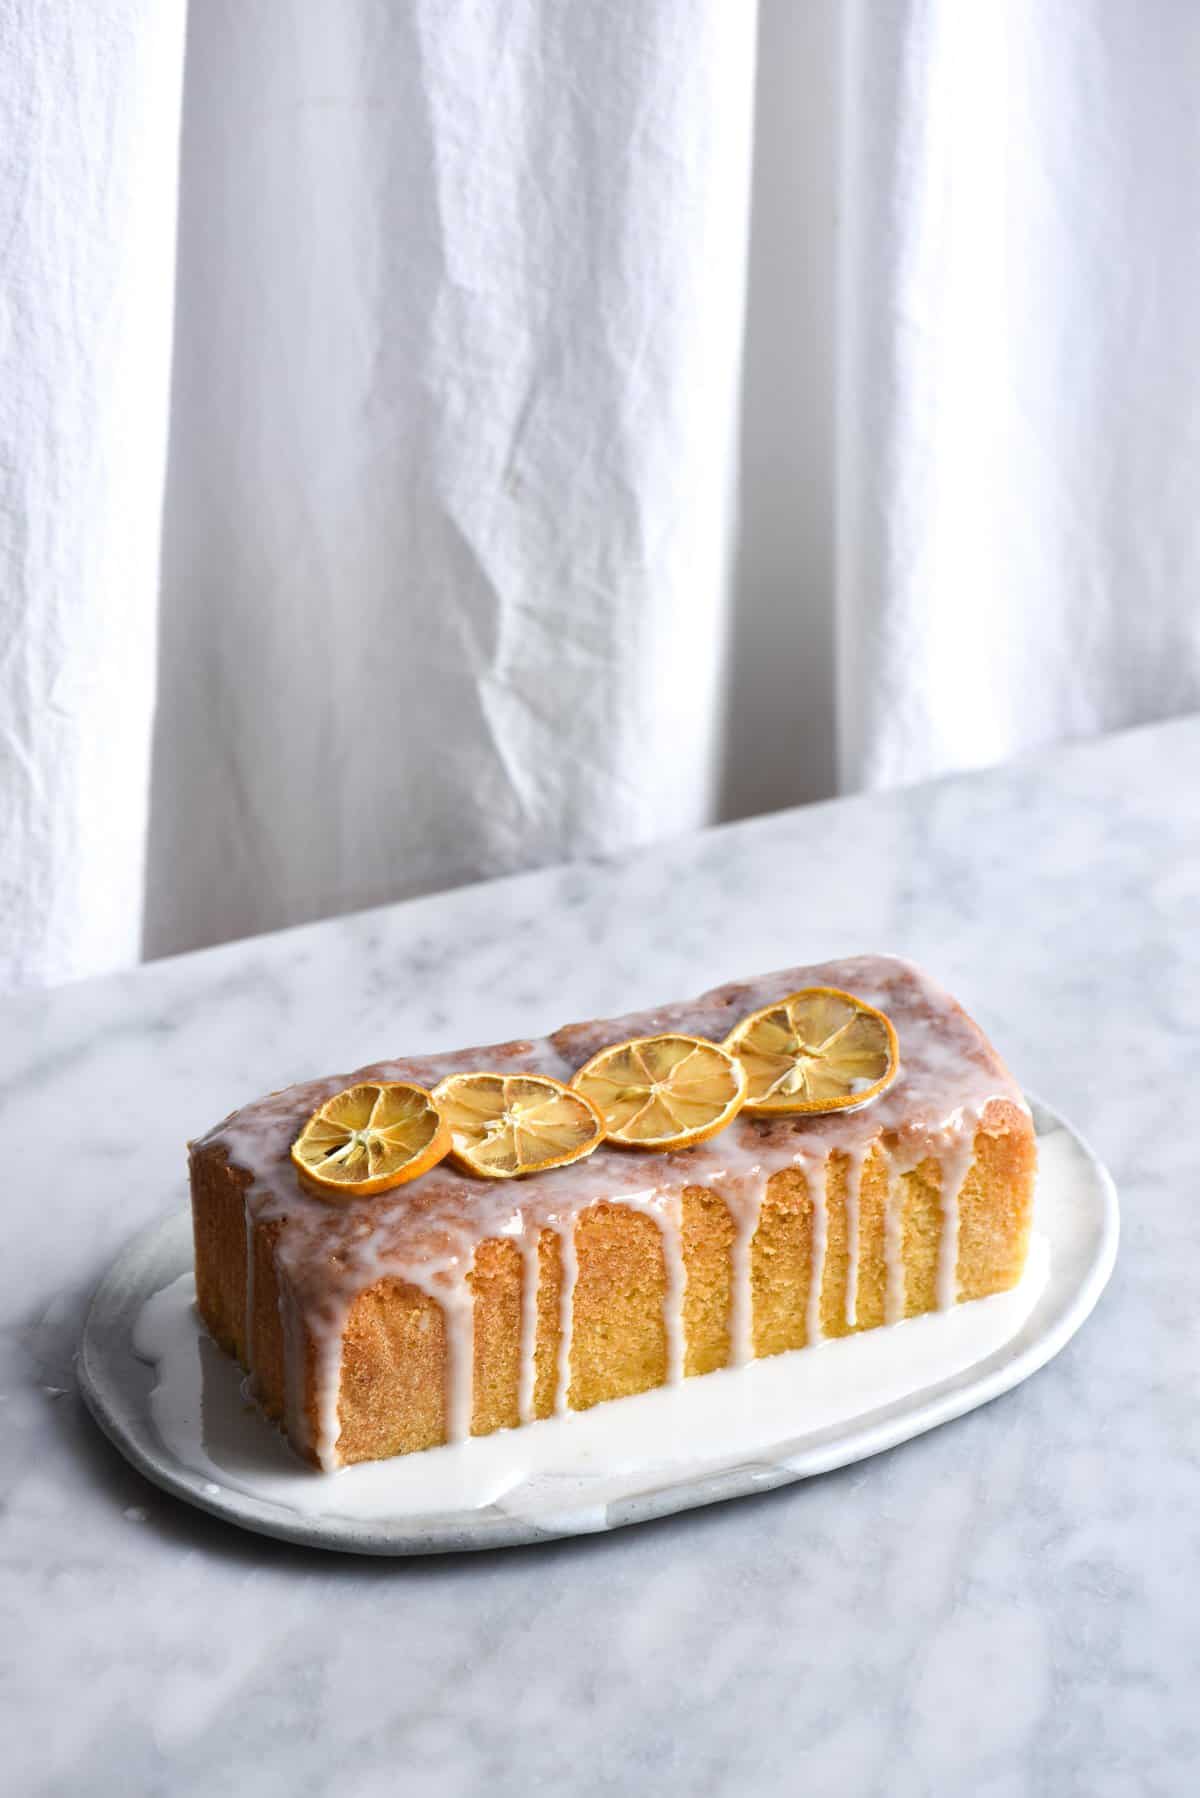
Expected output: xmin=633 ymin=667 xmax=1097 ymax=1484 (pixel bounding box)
xmin=4 ymin=716 xmax=1198 ymax=1795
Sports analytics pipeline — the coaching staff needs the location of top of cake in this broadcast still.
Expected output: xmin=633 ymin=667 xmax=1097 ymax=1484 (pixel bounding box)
xmin=196 ymin=955 xmax=1025 ymax=1320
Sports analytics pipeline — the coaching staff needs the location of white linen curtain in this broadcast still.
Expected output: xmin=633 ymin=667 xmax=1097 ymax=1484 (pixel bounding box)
xmin=837 ymin=0 xmax=1200 ymax=791
xmin=3 ymin=1 xmax=1200 ymax=993
xmin=1 ymin=0 xmax=187 ymax=989
xmin=146 ymin=0 xmax=756 ymax=965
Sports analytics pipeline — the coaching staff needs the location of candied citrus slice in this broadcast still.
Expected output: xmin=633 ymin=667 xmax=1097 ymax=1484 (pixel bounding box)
xmin=723 ymin=987 xmax=899 ymax=1115
xmin=291 ymin=1081 xmax=449 ymax=1199
xmin=570 ymin=1033 xmax=747 ymax=1150
xmin=432 ymin=1071 xmax=605 ymax=1179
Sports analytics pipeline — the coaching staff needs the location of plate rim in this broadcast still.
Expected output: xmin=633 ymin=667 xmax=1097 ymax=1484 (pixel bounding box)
xmin=77 ymin=1094 xmax=1119 ymax=1555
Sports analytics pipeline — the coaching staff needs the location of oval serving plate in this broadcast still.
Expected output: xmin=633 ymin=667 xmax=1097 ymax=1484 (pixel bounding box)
xmin=78 ymin=1097 xmax=1117 ymax=1555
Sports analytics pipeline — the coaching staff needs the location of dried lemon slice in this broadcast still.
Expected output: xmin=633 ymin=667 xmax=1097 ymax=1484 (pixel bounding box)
xmin=291 ymin=1081 xmax=450 ymax=1199
xmin=432 ymin=1071 xmax=605 ymax=1179
xmin=723 ymin=987 xmax=899 ymax=1115
xmin=571 ymin=1033 xmax=747 ymax=1150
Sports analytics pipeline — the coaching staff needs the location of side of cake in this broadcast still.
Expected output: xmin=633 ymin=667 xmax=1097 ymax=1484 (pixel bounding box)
xmin=189 ymin=956 xmax=1036 ymax=1469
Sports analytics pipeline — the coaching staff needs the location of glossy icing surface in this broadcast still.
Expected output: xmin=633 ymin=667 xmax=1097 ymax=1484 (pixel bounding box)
xmin=197 ymin=954 xmax=1027 ymax=1468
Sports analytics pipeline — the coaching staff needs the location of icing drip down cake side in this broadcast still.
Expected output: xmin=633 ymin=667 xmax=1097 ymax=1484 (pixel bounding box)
xmin=188 ymin=957 xmax=1036 ymax=1471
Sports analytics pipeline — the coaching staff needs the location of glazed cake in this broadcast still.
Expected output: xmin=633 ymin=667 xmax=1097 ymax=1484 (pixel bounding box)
xmin=189 ymin=955 xmax=1036 ymax=1470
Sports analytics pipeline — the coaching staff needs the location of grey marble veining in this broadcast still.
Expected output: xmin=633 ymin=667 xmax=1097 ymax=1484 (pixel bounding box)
xmin=3 ymin=715 xmax=1199 ymax=1795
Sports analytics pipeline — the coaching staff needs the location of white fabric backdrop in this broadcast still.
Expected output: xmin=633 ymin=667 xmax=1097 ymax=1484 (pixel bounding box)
xmin=3 ymin=0 xmax=1200 ymax=991
xmin=0 ymin=0 xmax=186 ymax=988
xmin=145 ymin=0 xmax=756 ymax=963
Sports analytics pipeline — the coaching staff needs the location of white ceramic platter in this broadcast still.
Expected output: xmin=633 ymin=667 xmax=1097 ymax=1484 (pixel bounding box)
xmin=77 ymin=1097 xmax=1117 ymax=1555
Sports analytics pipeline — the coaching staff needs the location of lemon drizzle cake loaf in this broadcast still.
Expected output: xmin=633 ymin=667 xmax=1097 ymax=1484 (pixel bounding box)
xmin=189 ymin=956 xmax=1036 ymax=1469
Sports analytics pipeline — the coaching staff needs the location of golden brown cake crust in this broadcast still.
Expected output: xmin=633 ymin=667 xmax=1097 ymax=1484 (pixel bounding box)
xmin=189 ymin=956 xmax=1036 ymax=1468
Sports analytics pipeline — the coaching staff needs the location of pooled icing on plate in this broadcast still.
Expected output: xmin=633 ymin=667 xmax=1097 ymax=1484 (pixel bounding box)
xmin=135 ymin=1234 xmax=1051 ymax=1525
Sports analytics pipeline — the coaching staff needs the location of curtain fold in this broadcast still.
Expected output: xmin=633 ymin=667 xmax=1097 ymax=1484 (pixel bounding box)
xmin=143 ymin=0 xmax=758 ymax=960
xmin=0 ymin=0 xmax=186 ymax=989
xmin=838 ymin=0 xmax=1200 ymax=792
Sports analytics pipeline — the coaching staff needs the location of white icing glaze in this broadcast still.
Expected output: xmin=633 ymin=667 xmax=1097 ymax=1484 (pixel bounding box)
xmin=311 ymin=1308 xmax=345 ymax=1470
xmin=805 ymin=1155 xmax=829 ymax=1345
xmin=882 ymin=1149 xmax=906 ymax=1325
xmin=619 ymin=1190 xmax=689 ymax=1385
xmin=518 ymin=1235 xmax=540 ymax=1426
xmin=193 ymin=956 xmax=1028 ymax=1468
xmin=725 ymin=1172 xmax=766 ymax=1367
xmin=555 ymin=1219 xmax=578 ymax=1416
xmin=277 ymin=1281 xmax=308 ymax=1452
xmin=243 ymin=1206 xmax=256 ymax=1375
xmin=935 ymin=1115 xmax=978 ymax=1311
xmin=844 ymin=1147 xmax=865 ymax=1329
xmin=660 ymin=1197 xmax=687 ymax=1384
xmin=437 ymin=1278 xmax=474 ymax=1446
